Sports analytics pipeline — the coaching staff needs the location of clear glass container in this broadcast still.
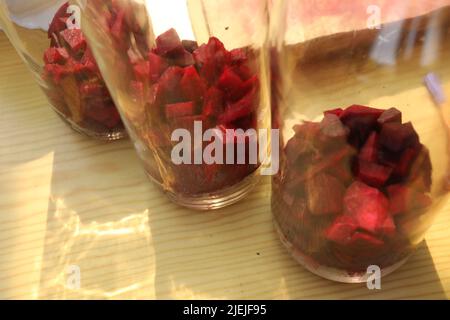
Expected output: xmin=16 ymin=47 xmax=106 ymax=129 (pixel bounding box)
xmin=0 ymin=1 xmax=125 ymax=140
xmin=76 ymin=0 xmax=271 ymax=209
xmin=270 ymin=0 xmax=450 ymax=282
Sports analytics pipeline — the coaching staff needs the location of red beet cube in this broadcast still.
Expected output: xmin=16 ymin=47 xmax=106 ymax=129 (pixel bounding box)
xmin=158 ymin=66 xmax=185 ymax=103
xmin=130 ymin=80 xmax=145 ymax=105
xmin=406 ymin=146 xmax=432 ymax=192
xmin=218 ymin=88 xmax=257 ymax=124
xmin=133 ymin=61 xmax=151 ymax=82
xmin=180 ymin=66 xmax=206 ymax=102
xmin=80 ymin=48 xmax=98 ymax=71
xmin=234 ymin=64 xmax=253 ymax=81
xmin=85 ymin=102 xmax=121 ymax=128
xmin=217 ymin=67 xmax=244 ymax=100
xmin=387 ymin=184 xmax=432 ymax=215
xmin=306 ymin=173 xmax=346 ymax=215
xmin=393 ymin=146 xmax=421 ymax=178
xmin=202 ymin=87 xmax=224 ymax=118
xmin=324 ymin=108 xmax=344 ymax=117
xmin=48 ymin=3 xmax=70 ymax=39
xmin=380 ymin=122 xmax=420 ymax=152
xmin=341 ymin=105 xmax=384 ymax=147
xmin=348 ymin=232 xmax=384 ymax=248
xmin=344 ymin=181 xmax=392 ymax=235
xmin=80 ymin=83 xmax=108 ymax=98
xmin=44 ymin=64 xmax=68 ymax=83
xmin=356 ymin=159 xmax=393 ymax=187
xmin=193 ymin=37 xmax=228 ymax=83
xmin=165 ymin=101 xmax=196 ymax=119
xmin=377 ymin=107 xmax=402 ymax=125
xmin=60 ymin=29 xmax=86 ymax=54
xmin=228 ymin=48 xmax=248 ymax=65
xmin=110 ymin=9 xmax=126 ymax=42
xmin=171 ymin=114 xmax=206 ymax=131
xmin=182 ymin=40 xmax=199 ymax=53
xmin=325 ymin=215 xmax=358 ymax=245
xmin=156 ymin=28 xmax=184 ymax=57
xmin=319 ymin=114 xmax=349 ymax=139
xmin=327 ymin=161 xmax=353 ymax=185
xmin=341 ymin=105 xmax=384 ymax=121
xmin=148 ymin=52 xmax=168 ymax=82
xmin=359 ymin=132 xmax=378 ymax=162
xmin=172 ymin=50 xmax=195 ymax=67
xmin=44 ymin=47 xmax=69 ymax=65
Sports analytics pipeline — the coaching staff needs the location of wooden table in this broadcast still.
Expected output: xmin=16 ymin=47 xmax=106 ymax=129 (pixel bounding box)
xmin=0 ymin=32 xmax=449 ymax=300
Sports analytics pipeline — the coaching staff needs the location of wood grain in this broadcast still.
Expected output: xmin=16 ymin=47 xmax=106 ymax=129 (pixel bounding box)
xmin=0 ymin=31 xmax=449 ymax=300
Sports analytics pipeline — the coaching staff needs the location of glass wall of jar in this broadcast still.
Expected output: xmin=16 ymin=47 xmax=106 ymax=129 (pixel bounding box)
xmin=0 ymin=0 xmax=125 ymax=140
xmin=270 ymin=0 xmax=450 ymax=282
xmin=76 ymin=0 xmax=271 ymax=209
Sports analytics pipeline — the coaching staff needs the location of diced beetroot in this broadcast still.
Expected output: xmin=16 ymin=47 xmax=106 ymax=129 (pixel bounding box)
xmin=306 ymin=173 xmax=345 ymax=215
xmin=148 ymin=52 xmax=169 ymax=82
xmin=171 ymin=114 xmax=206 ymax=132
xmin=228 ymin=48 xmax=248 ymax=65
xmin=165 ymin=101 xmax=196 ymax=119
xmin=44 ymin=64 xmax=68 ymax=83
xmin=340 ymin=105 xmax=384 ymax=121
xmin=130 ymin=80 xmax=145 ymax=105
xmin=202 ymin=87 xmax=224 ymax=118
xmin=182 ymin=40 xmax=199 ymax=53
xmin=234 ymin=64 xmax=253 ymax=81
xmin=85 ymin=102 xmax=121 ymax=129
xmin=387 ymin=185 xmax=432 ymax=215
xmin=158 ymin=66 xmax=185 ymax=103
xmin=325 ymin=215 xmax=358 ymax=245
xmin=44 ymin=47 xmax=69 ymax=65
xmin=285 ymin=136 xmax=305 ymax=166
xmin=110 ymin=9 xmax=126 ymax=42
xmin=172 ymin=50 xmax=195 ymax=67
xmin=356 ymin=159 xmax=393 ymax=187
xmin=59 ymin=29 xmax=86 ymax=54
xmin=133 ymin=61 xmax=151 ymax=82
xmin=156 ymin=28 xmax=184 ymax=57
xmin=80 ymin=83 xmax=109 ymax=98
xmin=380 ymin=122 xmax=420 ymax=152
xmin=80 ymin=48 xmax=98 ymax=70
xmin=406 ymin=147 xmax=432 ymax=192
xmin=348 ymin=232 xmax=384 ymax=248
xmin=180 ymin=66 xmax=206 ymax=102
xmin=343 ymin=181 xmax=390 ymax=235
xmin=359 ymin=132 xmax=378 ymax=162
xmin=48 ymin=3 xmax=70 ymax=39
xmin=327 ymin=161 xmax=353 ymax=185
xmin=377 ymin=107 xmax=402 ymax=125
xmin=193 ymin=37 xmax=228 ymax=83
xmin=341 ymin=105 xmax=384 ymax=147
xmin=218 ymin=88 xmax=257 ymax=124
xmin=393 ymin=146 xmax=421 ymax=178
xmin=319 ymin=114 xmax=349 ymax=139
xmin=217 ymin=67 xmax=244 ymax=100
xmin=324 ymin=108 xmax=344 ymax=117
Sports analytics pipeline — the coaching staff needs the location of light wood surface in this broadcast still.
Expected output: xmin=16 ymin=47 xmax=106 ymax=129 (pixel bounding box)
xmin=0 ymin=31 xmax=450 ymax=300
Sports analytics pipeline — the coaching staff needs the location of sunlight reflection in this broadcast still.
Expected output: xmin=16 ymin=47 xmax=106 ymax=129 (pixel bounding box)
xmin=39 ymin=197 xmax=155 ymax=299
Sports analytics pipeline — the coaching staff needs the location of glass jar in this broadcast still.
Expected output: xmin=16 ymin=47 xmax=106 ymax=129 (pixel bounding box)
xmin=0 ymin=0 xmax=125 ymax=140
xmin=270 ymin=0 xmax=450 ymax=282
xmin=76 ymin=0 xmax=271 ymax=209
